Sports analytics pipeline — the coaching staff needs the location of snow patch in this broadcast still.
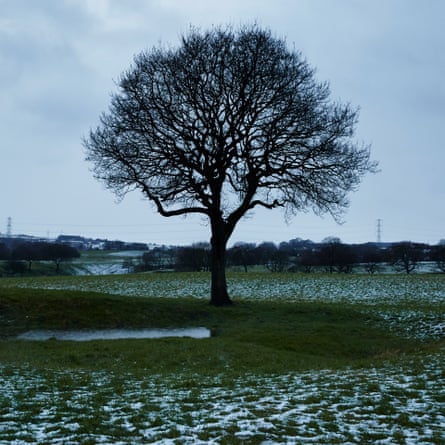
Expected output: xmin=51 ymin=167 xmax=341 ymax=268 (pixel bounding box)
xmin=1 ymin=355 xmax=444 ymax=444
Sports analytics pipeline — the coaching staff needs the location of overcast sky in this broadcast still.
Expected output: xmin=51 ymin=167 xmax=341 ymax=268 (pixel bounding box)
xmin=1 ymin=0 xmax=444 ymax=246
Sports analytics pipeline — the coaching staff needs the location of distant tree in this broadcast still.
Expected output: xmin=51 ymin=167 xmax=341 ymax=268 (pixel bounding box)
xmin=318 ymin=239 xmax=356 ymax=273
xmin=285 ymin=238 xmax=316 ymax=272
xmin=43 ymin=243 xmax=80 ymax=273
xmin=360 ymin=244 xmax=383 ymax=274
xmin=5 ymin=260 xmax=27 ymax=276
xmin=432 ymin=244 xmax=445 ymax=273
xmin=0 ymin=242 xmax=10 ymax=260
xmin=317 ymin=239 xmax=338 ymax=273
xmin=390 ymin=242 xmax=422 ymax=274
xmin=140 ymin=250 xmax=158 ymax=271
xmin=298 ymin=249 xmax=319 ymax=273
xmin=176 ymin=244 xmax=210 ymax=272
xmin=321 ymin=236 xmax=342 ymax=245
xmin=252 ymin=242 xmax=289 ymax=272
xmin=12 ymin=242 xmax=41 ymax=270
xmin=278 ymin=241 xmax=294 ymax=257
xmin=291 ymin=239 xmax=315 ymax=250
xmin=12 ymin=242 xmax=79 ymax=273
xmin=227 ymin=242 xmax=257 ymax=272
xmin=140 ymin=247 xmax=176 ymax=271
xmin=122 ymin=258 xmax=135 ymax=273
xmin=84 ymin=25 xmax=376 ymax=305
xmin=104 ymin=240 xmax=126 ymax=250
xmin=255 ymin=242 xmax=277 ymax=269
xmin=126 ymin=242 xmax=148 ymax=251
xmin=266 ymin=249 xmax=289 ymax=273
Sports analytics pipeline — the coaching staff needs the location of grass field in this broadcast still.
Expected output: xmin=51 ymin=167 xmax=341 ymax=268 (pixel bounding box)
xmin=0 ymin=272 xmax=444 ymax=444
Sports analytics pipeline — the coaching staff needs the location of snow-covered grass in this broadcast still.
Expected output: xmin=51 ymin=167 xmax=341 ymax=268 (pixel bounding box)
xmin=4 ymin=272 xmax=445 ymax=305
xmin=1 ymin=353 xmax=444 ymax=444
xmin=4 ymin=272 xmax=444 ymax=340
xmin=1 ymin=272 xmax=444 ymax=444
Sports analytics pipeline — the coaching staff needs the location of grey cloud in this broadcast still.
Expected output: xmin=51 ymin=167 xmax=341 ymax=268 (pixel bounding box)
xmin=1 ymin=0 xmax=444 ymax=244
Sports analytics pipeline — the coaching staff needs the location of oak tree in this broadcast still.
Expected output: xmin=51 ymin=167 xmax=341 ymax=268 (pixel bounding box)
xmin=84 ymin=26 xmax=376 ymax=305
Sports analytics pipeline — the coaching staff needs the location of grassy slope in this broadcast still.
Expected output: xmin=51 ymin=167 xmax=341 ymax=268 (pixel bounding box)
xmin=2 ymin=274 xmax=444 ymax=444
xmin=1 ymin=283 xmax=438 ymax=376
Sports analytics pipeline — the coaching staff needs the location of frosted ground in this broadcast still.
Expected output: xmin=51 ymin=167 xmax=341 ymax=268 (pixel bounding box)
xmin=1 ymin=273 xmax=444 ymax=444
xmin=9 ymin=273 xmax=445 ymax=305
xmin=10 ymin=272 xmax=445 ymax=340
xmin=1 ymin=355 xmax=444 ymax=444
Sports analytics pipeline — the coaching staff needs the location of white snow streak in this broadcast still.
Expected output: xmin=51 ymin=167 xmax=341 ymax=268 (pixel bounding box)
xmin=1 ymin=355 xmax=444 ymax=444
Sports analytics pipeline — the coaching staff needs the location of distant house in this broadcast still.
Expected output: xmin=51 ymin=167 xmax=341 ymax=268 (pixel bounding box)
xmin=56 ymin=235 xmax=88 ymax=250
xmin=90 ymin=239 xmax=107 ymax=250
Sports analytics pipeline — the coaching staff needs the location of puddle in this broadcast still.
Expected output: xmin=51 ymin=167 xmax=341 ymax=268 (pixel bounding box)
xmin=17 ymin=327 xmax=211 ymax=341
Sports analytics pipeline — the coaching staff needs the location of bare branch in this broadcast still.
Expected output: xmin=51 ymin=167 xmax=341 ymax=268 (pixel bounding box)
xmin=84 ymin=25 xmax=376 ymax=304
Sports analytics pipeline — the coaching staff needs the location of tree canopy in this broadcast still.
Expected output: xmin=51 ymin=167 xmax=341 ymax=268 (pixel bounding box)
xmin=84 ymin=25 xmax=376 ymax=305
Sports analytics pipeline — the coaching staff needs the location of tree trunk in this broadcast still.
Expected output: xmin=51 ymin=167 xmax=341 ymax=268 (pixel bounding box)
xmin=210 ymin=220 xmax=232 ymax=306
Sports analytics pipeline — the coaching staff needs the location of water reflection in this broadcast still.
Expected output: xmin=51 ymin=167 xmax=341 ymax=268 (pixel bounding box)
xmin=17 ymin=327 xmax=211 ymax=341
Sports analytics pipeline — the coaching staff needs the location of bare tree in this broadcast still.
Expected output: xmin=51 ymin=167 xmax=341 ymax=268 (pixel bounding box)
xmin=432 ymin=242 xmax=445 ymax=273
xmin=84 ymin=25 xmax=376 ymax=305
xmin=227 ymin=242 xmax=257 ymax=272
xmin=390 ymin=242 xmax=422 ymax=274
xmin=361 ymin=245 xmax=383 ymax=274
xmin=318 ymin=238 xmax=356 ymax=273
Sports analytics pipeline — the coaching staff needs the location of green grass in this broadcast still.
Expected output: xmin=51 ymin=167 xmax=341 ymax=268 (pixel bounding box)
xmin=1 ymin=283 xmax=439 ymax=376
xmin=1 ymin=273 xmax=444 ymax=444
